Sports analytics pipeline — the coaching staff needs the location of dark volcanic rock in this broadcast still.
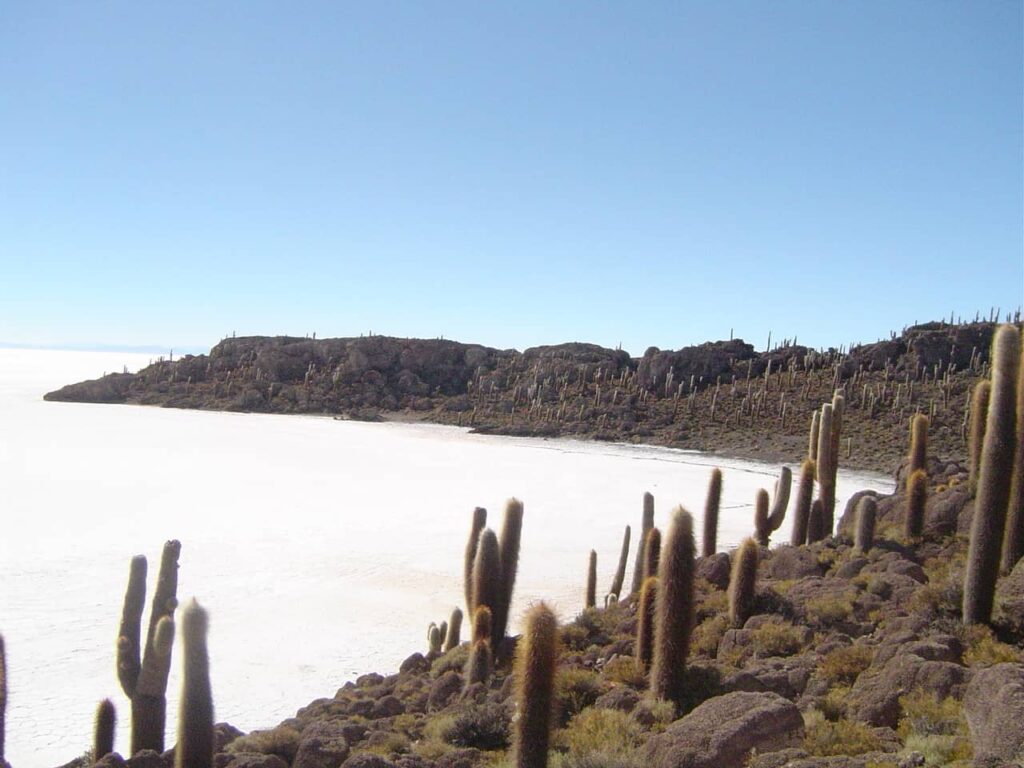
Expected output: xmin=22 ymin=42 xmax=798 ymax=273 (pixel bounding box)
xmin=293 ymin=721 xmax=351 ymax=768
xmin=964 ymin=663 xmax=1024 ymax=767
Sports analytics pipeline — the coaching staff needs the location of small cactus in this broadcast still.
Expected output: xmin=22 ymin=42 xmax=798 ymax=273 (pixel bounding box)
xmin=968 ymin=382 xmax=991 ymax=497
xmin=175 ymin=599 xmax=213 ymax=768
xmin=905 ymin=469 xmax=927 ymax=541
xmin=728 ymin=538 xmax=759 ymax=628
xmin=790 ymin=459 xmax=816 ymax=546
xmin=650 ymin=507 xmax=696 ymax=707
xmin=465 ymin=606 xmax=494 ymax=687
xmin=635 ymin=576 xmax=658 ymax=673
xmin=608 ymin=525 xmax=631 ymax=601
xmin=909 ymin=414 xmax=929 ymax=477
xmin=427 ymin=624 xmax=442 ymax=655
xmin=464 ymin=507 xmax=488 ymax=614
xmin=702 ymin=468 xmax=723 ymax=558
xmin=513 ymin=603 xmax=558 ymax=768
xmin=964 ymin=324 xmax=1021 ymax=624
xmin=855 ymin=496 xmax=877 ymax=553
xmin=753 ymin=489 xmax=771 ymax=546
xmin=585 ymin=550 xmax=597 ymax=609
xmin=767 ymin=466 xmax=792 ymax=533
xmin=643 ymin=527 xmax=662 ymax=581
xmin=444 ymin=608 xmax=463 ymax=652
xmin=94 ymin=699 xmax=116 ymax=761
xmin=631 ymin=492 xmax=655 ymax=594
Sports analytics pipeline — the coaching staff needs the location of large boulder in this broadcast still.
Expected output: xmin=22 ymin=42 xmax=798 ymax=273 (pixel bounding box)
xmin=292 ymin=722 xmax=351 ymax=768
xmin=964 ymin=663 xmax=1024 ymax=767
xmin=644 ymin=691 xmax=803 ymax=768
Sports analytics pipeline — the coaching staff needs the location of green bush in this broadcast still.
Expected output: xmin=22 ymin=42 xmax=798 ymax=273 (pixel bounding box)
xmin=557 ymin=668 xmax=607 ymax=722
xmin=750 ymin=620 xmax=806 ymax=657
xmin=803 ymin=710 xmax=882 ymax=756
xmin=225 ymin=726 xmax=301 ymax=760
xmin=441 ymin=702 xmax=511 ymax=750
xmin=818 ymin=644 xmax=873 ymax=684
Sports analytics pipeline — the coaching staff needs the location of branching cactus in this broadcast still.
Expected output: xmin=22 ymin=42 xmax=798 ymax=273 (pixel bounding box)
xmin=702 ymin=468 xmax=723 ymax=558
xmin=94 ymin=699 xmax=116 ymax=761
xmin=514 ymin=603 xmax=558 ymax=768
xmin=650 ymin=507 xmax=696 ymax=708
xmin=965 ymin=325 xmax=1021 ymax=624
xmin=636 ymin=576 xmax=658 ymax=673
xmin=118 ymin=540 xmax=181 ymax=755
xmin=767 ymin=466 xmax=791 ymax=534
xmin=753 ymin=489 xmax=771 ymax=547
xmin=968 ymin=382 xmax=991 ymax=497
xmin=464 ymin=507 xmax=488 ymax=615
xmin=728 ymin=538 xmax=759 ymax=628
xmin=585 ymin=550 xmax=597 ymax=609
xmin=790 ymin=459 xmax=816 ymax=546
xmin=855 ymin=496 xmax=877 ymax=553
xmin=905 ymin=469 xmax=927 ymax=541
xmin=444 ymin=608 xmax=463 ymax=652
xmin=176 ymin=599 xmax=213 ymax=768
xmin=631 ymin=493 xmax=655 ymax=594
xmin=608 ymin=525 xmax=631 ymax=601
xmin=643 ymin=528 xmax=662 ymax=581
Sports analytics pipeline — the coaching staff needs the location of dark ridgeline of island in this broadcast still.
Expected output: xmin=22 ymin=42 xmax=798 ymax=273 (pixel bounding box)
xmin=46 ymin=321 xmax=997 ymax=474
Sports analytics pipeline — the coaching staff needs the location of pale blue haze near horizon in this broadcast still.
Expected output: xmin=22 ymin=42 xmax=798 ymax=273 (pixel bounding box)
xmin=1 ymin=2 xmax=1021 ymax=357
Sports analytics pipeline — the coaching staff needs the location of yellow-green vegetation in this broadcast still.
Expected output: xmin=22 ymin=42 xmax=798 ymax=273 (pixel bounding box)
xmin=802 ymin=710 xmax=883 ymax=756
xmin=806 ymin=592 xmax=855 ymax=625
xmin=695 ymin=581 xmax=727 ymax=618
xmin=691 ymin=615 xmax=728 ymax=658
xmin=750 ymin=619 xmax=806 ymax=657
xmin=429 ymin=703 xmax=511 ymax=750
xmin=816 ymin=684 xmax=852 ymax=721
xmin=431 ymin=644 xmax=471 ymax=677
xmin=897 ymin=691 xmax=972 ymax=765
xmin=818 ymin=644 xmax=873 ymax=685
xmin=553 ymin=709 xmax=643 ymax=768
xmin=557 ymin=668 xmax=607 ymax=722
xmin=602 ymin=656 xmax=647 ymax=689
xmin=225 ymin=726 xmax=300 ymax=761
xmin=363 ymin=732 xmax=412 ymax=756
xmin=631 ymin=699 xmax=676 ymax=734
xmin=769 ymin=579 xmax=798 ymax=597
xmin=961 ymin=624 xmax=1023 ymax=666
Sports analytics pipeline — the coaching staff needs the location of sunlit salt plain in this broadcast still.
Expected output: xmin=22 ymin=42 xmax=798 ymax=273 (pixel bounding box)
xmin=0 ymin=348 xmax=894 ymax=766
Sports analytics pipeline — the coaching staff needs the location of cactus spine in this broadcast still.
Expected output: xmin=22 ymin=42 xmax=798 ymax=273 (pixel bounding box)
xmin=636 ymin=576 xmax=658 ymax=673
xmin=905 ymin=469 xmax=927 ymax=541
xmin=494 ymin=498 xmax=524 ymax=654
xmin=767 ymin=466 xmax=792 ymax=533
xmin=464 ymin=507 xmax=488 ymax=615
xmin=753 ymin=489 xmax=771 ymax=546
xmin=643 ymin=527 xmax=662 ymax=581
xmin=964 ymin=325 xmax=1021 ymax=624
xmin=608 ymin=525 xmax=631 ymax=601
xmin=854 ymin=496 xmax=877 ymax=553
xmin=513 ymin=603 xmax=558 ymax=768
xmin=118 ymin=540 xmax=181 ymax=755
xmin=1001 ymin=330 xmax=1024 ymax=574
xmin=650 ymin=507 xmax=696 ymax=707
xmin=702 ymin=468 xmax=723 ymax=558
xmin=790 ymin=459 xmax=816 ymax=546
xmin=968 ymin=382 xmax=991 ymax=497
xmin=909 ymin=414 xmax=929 ymax=476
xmin=728 ymin=538 xmax=759 ymax=627
xmin=444 ymin=608 xmax=463 ymax=652
xmin=585 ymin=550 xmax=597 ymax=609
xmin=94 ymin=699 xmax=116 ymax=760
xmin=176 ymin=599 xmax=213 ymax=768
xmin=631 ymin=493 xmax=655 ymax=594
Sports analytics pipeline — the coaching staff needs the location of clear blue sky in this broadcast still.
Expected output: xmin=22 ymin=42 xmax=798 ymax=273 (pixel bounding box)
xmin=1 ymin=2 xmax=1021 ymax=356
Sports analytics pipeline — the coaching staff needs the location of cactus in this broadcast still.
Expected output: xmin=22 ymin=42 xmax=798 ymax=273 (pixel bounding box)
xmin=968 ymin=382 xmax=991 ymax=497
xmin=905 ymin=469 xmax=927 ymax=541
xmin=854 ymin=496 xmax=877 ymax=553
xmin=909 ymin=414 xmax=929 ymax=477
xmin=635 ymin=576 xmax=658 ymax=673
xmin=825 ymin=395 xmax=844 ymax=534
xmin=767 ymin=466 xmax=792 ymax=533
xmin=608 ymin=525 xmax=631 ymax=601
xmin=465 ymin=606 xmax=493 ymax=687
xmin=444 ymin=608 xmax=463 ymax=652
xmin=753 ymin=489 xmax=771 ymax=546
xmin=650 ymin=507 xmax=696 ymax=707
xmin=0 ymin=634 xmax=5 ymax=764
xmin=1001 ymin=331 xmax=1024 ymax=574
xmin=965 ymin=324 xmax=1021 ymax=624
xmin=701 ymin=468 xmax=723 ymax=558
xmin=176 ymin=599 xmax=213 ymax=768
xmin=816 ymin=404 xmax=835 ymax=538
xmin=807 ymin=499 xmax=825 ymax=544
xmin=427 ymin=624 xmax=442 ymax=655
xmin=472 ymin=528 xmax=502 ymax=626
xmin=94 ymin=699 xmax=116 ymax=760
xmin=808 ymin=410 xmax=820 ymax=461
xmin=118 ymin=540 xmax=181 ymax=755
xmin=728 ymin=538 xmax=759 ymax=628
xmin=513 ymin=603 xmax=558 ymax=768
xmin=643 ymin=527 xmax=662 ymax=581
xmin=585 ymin=550 xmax=597 ymax=609
xmin=631 ymin=492 xmax=655 ymax=594
xmin=790 ymin=459 xmax=816 ymax=546
xmin=438 ymin=621 xmax=449 ymax=648
xmin=464 ymin=507 xmax=488 ymax=615
xmin=494 ymin=498 xmax=524 ymax=654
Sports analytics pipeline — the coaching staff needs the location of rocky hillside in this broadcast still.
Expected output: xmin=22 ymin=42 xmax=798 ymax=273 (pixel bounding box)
xmin=46 ymin=322 xmax=998 ymax=473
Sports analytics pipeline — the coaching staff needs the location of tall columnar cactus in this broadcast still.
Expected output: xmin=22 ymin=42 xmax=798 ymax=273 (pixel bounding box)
xmin=825 ymin=394 xmax=844 ymax=534
xmin=118 ymin=540 xmax=181 ymax=755
xmin=909 ymin=414 xmax=929 ymax=477
xmin=968 ymin=382 xmax=991 ymax=497
xmin=753 ymin=489 xmax=771 ymax=547
xmin=905 ymin=469 xmax=927 ymax=541
xmin=650 ymin=507 xmax=696 ymax=708
xmin=790 ymin=459 xmax=816 ymax=546
xmin=854 ymin=496 xmax=877 ymax=554
xmin=0 ymin=634 xmax=6 ymax=764
xmin=728 ymin=538 xmax=759 ymax=628
xmin=513 ymin=603 xmax=558 ymax=768
xmin=643 ymin=528 xmax=662 ymax=581
xmin=444 ymin=608 xmax=463 ymax=652
xmin=176 ymin=599 xmax=213 ymax=768
xmin=964 ymin=324 xmax=1021 ymax=625
xmin=94 ymin=699 xmax=116 ymax=761
xmin=585 ymin=550 xmax=597 ymax=609
xmin=1001 ymin=330 xmax=1024 ymax=574
xmin=767 ymin=466 xmax=792 ymax=534
xmin=465 ymin=606 xmax=494 ymax=687
xmin=636 ymin=576 xmax=658 ymax=673
xmin=427 ymin=624 xmax=442 ymax=655
xmin=702 ymin=468 xmax=723 ymax=558
xmin=808 ymin=410 xmax=820 ymax=461
xmin=807 ymin=500 xmax=825 ymax=544
xmin=608 ymin=525 xmax=631 ymax=602
xmin=472 ymin=529 xmax=502 ymax=626
xmin=816 ymin=404 xmax=836 ymax=538
xmin=495 ymin=498 xmax=524 ymax=653
xmin=464 ymin=507 xmax=488 ymax=615
xmin=631 ymin=493 xmax=655 ymax=594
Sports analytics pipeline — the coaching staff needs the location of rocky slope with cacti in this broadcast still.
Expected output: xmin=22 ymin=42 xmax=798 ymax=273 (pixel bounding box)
xmin=16 ymin=320 xmax=1023 ymax=768
xmin=44 ymin=320 xmax=1006 ymax=474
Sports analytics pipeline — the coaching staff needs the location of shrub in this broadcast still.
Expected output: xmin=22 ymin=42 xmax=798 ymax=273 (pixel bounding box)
xmin=557 ymin=668 xmax=607 ymax=722
xmin=558 ymin=708 xmax=643 ymax=762
xmin=225 ymin=726 xmax=301 ymax=760
xmin=961 ymin=625 xmax=1024 ymax=666
xmin=802 ymin=710 xmax=882 ymax=756
xmin=750 ymin=620 xmax=806 ymax=657
xmin=817 ymin=685 xmax=851 ymax=721
xmin=897 ymin=691 xmax=972 ymax=763
xmin=431 ymin=644 xmax=471 ymax=677
xmin=691 ymin=615 xmax=729 ymax=658
xmin=364 ymin=732 xmax=411 ymax=756
xmin=805 ymin=593 xmax=854 ymax=625
xmin=442 ymin=702 xmax=511 ymax=750
xmin=818 ymin=644 xmax=873 ymax=685
xmin=602 ymin=656 xmax=647 ymax=688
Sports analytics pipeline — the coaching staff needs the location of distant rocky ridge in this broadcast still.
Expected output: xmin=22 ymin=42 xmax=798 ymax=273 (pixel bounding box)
xmin=45 ymin=322 xmax=999 ymax=473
